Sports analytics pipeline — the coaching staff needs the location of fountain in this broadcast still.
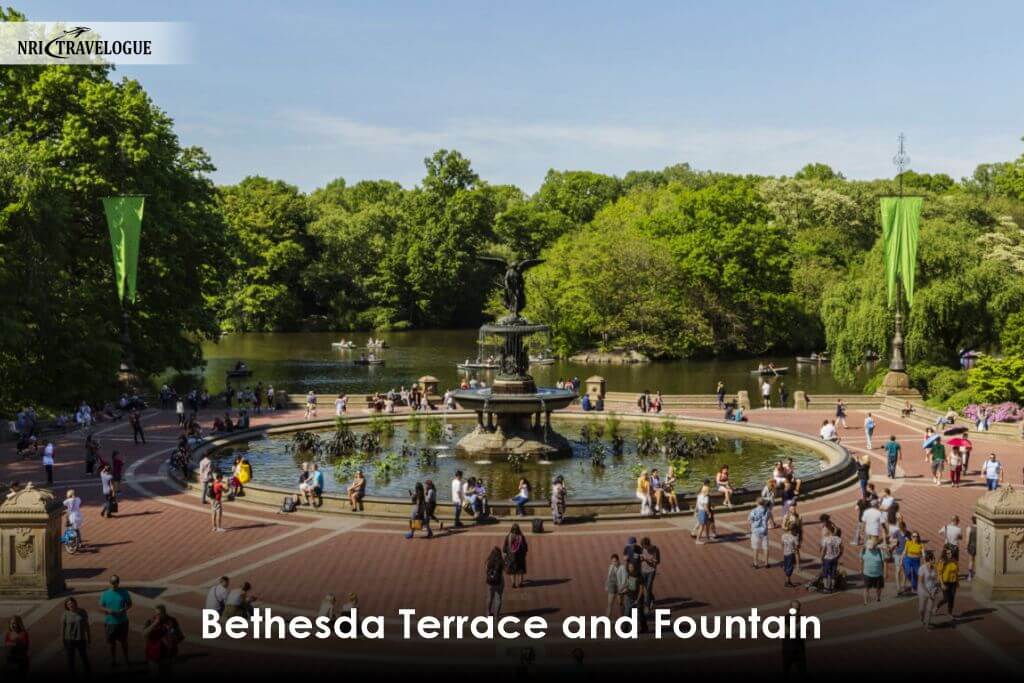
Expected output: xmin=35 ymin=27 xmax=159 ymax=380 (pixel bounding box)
xmin=452 ymin=257 xmax=576 ymax=458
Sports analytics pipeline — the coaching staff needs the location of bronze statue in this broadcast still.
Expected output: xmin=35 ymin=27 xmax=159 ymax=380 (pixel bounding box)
xmin=477 ymin=257 xmax=544 ymax=319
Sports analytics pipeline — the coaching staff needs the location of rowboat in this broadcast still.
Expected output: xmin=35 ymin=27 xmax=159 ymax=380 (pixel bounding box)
xmin=529 ymin=356 xmax=556 ymax=366
xmin=331 ymin=341 xmax=356 ymax=349
xmin=750 ymin=367 xmax=789 ymax=376
xmin=457 ymin=361 xmax=501 ymax=371
xmin=795 ymin=356 xmax=829 ymax=364
xmin=354 ymin=358 xmax=385 ymax=366
xmin=226 ymin=368 xmax=252 ymax=378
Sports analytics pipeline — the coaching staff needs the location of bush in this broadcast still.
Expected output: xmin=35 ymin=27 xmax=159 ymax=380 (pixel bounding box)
xmin=1001 ymin=312 xmax=1024 ymax=357
xmin=861 ymin=365 xmax=889 ymax=395
xmin=967 ymin=355 xmax=1024 ymax=403
xmin=924 ymin=368 xmax=969 ymax=407
xmin=963 ymin=402 xmax=1023 ymax=423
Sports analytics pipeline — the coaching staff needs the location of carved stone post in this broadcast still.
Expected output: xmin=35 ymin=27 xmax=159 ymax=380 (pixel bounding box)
xmin=0 ymin=483 xmax=66 ymax=598
xmin=973 ymin=486 xmax=1024 ymax=601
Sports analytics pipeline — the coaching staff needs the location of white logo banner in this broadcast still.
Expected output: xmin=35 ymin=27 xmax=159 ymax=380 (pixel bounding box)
xmin=0 ymin=22 xmax=193 ymax=65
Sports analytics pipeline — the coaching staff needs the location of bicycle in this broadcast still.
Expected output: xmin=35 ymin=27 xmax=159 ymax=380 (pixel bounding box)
xmin=60 ymin=525 xmax=82 ymax=554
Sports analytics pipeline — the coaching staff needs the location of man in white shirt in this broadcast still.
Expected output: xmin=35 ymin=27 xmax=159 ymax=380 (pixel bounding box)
xmin=205 ymin=577 xmax=230 ymax=614
xmin=761 ymin=381 xmax=772 ymax=409
xmin=42 ymin=441 xmax=55 ymax=484
xmin=819 ymin=420 xmax=838 ymax=442
xmin=176 ymin=398 xmax=185 ymax=426
xmin=334 ymin=395 xmax=346 ymax=417
xmin=861 ymin=499 xmax=885 ymax=541
xmin=939 ymin=515 xmax=963 ymax=549
xmin=983 ymin=454 xmax=1003 ymax=490
xmin=267 ymin=386 xmax=275 ymax=411
xmin=451 ymin=471 xmax=465 ymax=528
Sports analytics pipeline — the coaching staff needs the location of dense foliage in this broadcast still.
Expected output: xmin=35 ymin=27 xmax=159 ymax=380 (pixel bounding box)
xmin=6 ymin=5 xmax=1024 ymax=412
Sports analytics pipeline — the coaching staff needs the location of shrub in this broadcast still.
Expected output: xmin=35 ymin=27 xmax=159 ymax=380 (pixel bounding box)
xmin=963 ymin=402 xmax=1023 ymax=423
xmin=924 ymin=368 xmax=969 ymax=407
xmin=967 ymin=355 xmax=1024 ymax=403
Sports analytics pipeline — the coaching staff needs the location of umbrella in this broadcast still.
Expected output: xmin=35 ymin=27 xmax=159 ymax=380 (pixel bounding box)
xmin=922 ymin=433 xmax=940 ymax=448
xmin=943 ymin=426 xmax=969 ymax=436
xmin=947 ymin=437 xmax=972 ymax=449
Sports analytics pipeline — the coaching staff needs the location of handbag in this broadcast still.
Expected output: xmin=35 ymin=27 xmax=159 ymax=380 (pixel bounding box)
xmin=409 ymin=519 xmax=423 ymax=531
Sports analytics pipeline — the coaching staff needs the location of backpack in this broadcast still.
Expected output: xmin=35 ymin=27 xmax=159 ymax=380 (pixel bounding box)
xmin=281 ymin=497 xmax=297 ymax=513
xmin=486 ymin=565 xmax=502 ymax=586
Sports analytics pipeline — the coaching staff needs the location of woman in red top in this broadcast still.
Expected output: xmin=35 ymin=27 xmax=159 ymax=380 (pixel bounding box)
xmin=142 ymin=606 xmax=183 ymax=676
xmin=4 ymin=615 xmax=29 ymax=676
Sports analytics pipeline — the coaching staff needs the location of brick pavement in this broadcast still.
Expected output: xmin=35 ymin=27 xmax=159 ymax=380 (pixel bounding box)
xmin=2 ymin=403 xmax=1022 ymax=675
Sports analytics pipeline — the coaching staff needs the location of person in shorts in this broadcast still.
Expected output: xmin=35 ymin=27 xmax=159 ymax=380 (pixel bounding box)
xmin=748 ymin=497 xmax=771 ymax=568
xmin=928 ymin=438 xmax=946 ymax=486
xmin=211 ymin=473 xmax=226 ymax=532
xmin=861 ymin=538 xmax=885 ymax=604
xmin=99 ymin=575 xmax=132 ymax=666
xmin=781 ymin=529 xmax=798 ymax=587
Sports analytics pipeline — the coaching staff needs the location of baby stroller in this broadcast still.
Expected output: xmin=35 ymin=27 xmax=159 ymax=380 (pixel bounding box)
xmin=61 ymin=523 xmax=82 ymax=554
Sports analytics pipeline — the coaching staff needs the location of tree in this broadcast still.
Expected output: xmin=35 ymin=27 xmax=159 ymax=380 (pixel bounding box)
xmin=535 ymin=170 xmax=622 ymax=225
xmin=794 ymin=163 xmax=844 ymax=181
xmin=0 ymin=7 xmax=225 ymax=410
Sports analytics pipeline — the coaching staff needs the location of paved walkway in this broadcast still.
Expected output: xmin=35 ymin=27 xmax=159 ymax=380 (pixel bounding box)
xmin=2 ymin=404 xmax=1023 ymax=674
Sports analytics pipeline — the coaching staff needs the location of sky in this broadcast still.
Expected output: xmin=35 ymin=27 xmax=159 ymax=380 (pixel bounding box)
xmin=20 ymin=0 xmax=1024 ymax=192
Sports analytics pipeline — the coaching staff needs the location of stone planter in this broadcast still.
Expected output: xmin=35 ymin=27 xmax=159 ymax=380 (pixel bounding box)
xmin=0 ymin=483 xmax=66 ymax=599
xmin=972 ymin=485 xmax=1024 ymax=601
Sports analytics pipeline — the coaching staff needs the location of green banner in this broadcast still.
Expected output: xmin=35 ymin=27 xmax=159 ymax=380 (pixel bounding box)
xmin=102 ymin=196 xmax=145 ymax=304
xmin=880 ymin=196 xmax=922 ymax=308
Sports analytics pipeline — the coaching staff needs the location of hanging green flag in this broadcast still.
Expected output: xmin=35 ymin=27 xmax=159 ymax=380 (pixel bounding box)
xmin=880 ymin=196 xmax=921 ymax=308
xmin=102 ymin=196 xmax=145 ymax=304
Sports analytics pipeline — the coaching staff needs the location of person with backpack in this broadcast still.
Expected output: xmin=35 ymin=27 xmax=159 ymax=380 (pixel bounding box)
xmin=485 ymin=547 xmax=505 ymax=616
xmin=503 ymin=524 xmax=529 ymax=588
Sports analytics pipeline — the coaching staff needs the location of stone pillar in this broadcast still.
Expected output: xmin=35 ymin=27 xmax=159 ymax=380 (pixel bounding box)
xmin=793 ymin=391 xmax=809 ymax=410
xmin=585 ymin=376 xmax=606 ymax=402
xmin=736 ymin=390 xmax=751 ymax=411
xmin=972 ymin=485 xmax=1024 ymax=601
xmin=418 ymin=375 xmax=440 ymax=400
xmin=0 ymin=483 xmax=66 ymax=599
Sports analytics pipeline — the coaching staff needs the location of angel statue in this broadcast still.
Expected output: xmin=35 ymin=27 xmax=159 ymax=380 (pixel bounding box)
xmin=477 ymin=256 xmax=544 ymax=319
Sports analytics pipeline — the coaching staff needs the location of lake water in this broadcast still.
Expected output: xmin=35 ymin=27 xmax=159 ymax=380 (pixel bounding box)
xmin=179 ymin=330 xmax=864 ymax=397
xmin=212 ymin=416 xmax=827 ymax=500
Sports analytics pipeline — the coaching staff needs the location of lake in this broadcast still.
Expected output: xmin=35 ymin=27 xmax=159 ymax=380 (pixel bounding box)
xmin=173 ymin=330 xmax=866 ymax=397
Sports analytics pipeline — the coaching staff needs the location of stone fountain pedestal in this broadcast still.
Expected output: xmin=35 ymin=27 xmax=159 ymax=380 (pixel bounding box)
xmin=0 ymin=484 xmax=66 ymax=599
xmin=973 ymin=485 xmax=1024 ymax=601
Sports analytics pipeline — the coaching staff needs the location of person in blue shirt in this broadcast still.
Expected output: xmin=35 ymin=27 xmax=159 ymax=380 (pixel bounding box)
xmin=310 ymin=463 xmax=325 ymax=508
xmin=99 ymin=574 xmax=132 ymax=666
xmin=748 ymin=498 xmax=771 ymax=568
xmin=884 ymin=436 xmax=902 ymax=479
xmin=580 ymin=393 xmax=592 ymax=411
xmin=864 ymin=413 xmax=876 ymax=449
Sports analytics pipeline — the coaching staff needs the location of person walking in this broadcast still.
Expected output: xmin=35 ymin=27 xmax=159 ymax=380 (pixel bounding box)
xmin=175 ymin=398 xmax=185 ymax=426
xmin=781 ymin=528 xmax=798 ymax=588
xmin=917 ymin=550 xmax=939 ymax=629
xmin=820 ymin=522 xmax=843 ymax=593
xmin=640 ymin=537 xmax=660 ymax=611
xmin=966 ymin=516 xmax=978 ymax=583
xmin=129 ymin=408 xmax=146 ymax=444
xmin=99 ymin=465 xmax=116 ymax=518
xmin=715 ymin=381 xmax=726 ymax=409
xmin=485 ymin=547 xmax=505 ymax=617
xmin=99 ymin=575 xmax=132 ymax=667
xmin=451 ymin=471 xmax=466 ymax=528
xmin=42 ymin=441 xmax=54 ymax=485
xmin=605 ymin=554 xmax=626 ymax=617
xmin=424 ymin=479 xmax=443 ymax=531
xmin=551 ymin=476 xmax=566 ymax=525
xmin=503 ymin=523 xmax=529 ymax=588
xmin=934 ymin=547 xmax=960 ymax=621
xmin=761 ymin=379 xmax=772 ymax=409
xmin=60 ymin=597 xmax=91 ymax=675
xmin=405 ymin=482 xmax=430 ymax=539
xmin=902 ymin=532 xmax=924 ymax=594
xmin=864 ymin=413 xmax=876 ymax=449
xmin=884 ymin=436 xmax=902 ymax=478
xmin=855 ymin=453 xmax=872 ymax=499
xmin=835 ymin=399 xmax=848 ymax=428
xmin=304 ymin=391 xmax=317 ymax=419
xmin=927 ymin=436 xmax=946 ymax=486
xmin=983 ymin=453 xmax=1003 ymax=490
xmin=779 ymin=382 xmax=789 ymax=409
xmin=748 ymin=497 xmax=771 ymax=568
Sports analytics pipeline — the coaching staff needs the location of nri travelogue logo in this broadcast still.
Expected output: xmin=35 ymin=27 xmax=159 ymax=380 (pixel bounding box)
xmin=18 ymin=26 xmax=153 ymax=59
xmin=0 ymin=22 xmax=192 ymax=65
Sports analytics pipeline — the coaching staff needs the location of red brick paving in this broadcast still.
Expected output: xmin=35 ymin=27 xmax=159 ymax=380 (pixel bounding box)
xmin=2 ymin=403 xmax=1022 ymax=674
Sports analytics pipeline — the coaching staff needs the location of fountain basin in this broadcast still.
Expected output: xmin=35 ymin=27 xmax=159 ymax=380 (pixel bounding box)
xmin=451 ymin=386 xmax=577 ymax=414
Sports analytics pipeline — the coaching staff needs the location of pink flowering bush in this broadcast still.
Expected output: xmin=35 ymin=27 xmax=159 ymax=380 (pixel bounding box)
xmin=963 ymin=402 xmax=1023 ymax=423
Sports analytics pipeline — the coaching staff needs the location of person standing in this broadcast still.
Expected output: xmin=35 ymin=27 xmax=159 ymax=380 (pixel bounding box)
xmin=761 ymin=379 xmax=772 ymax=409
xmin=835 ymin=399 xmax=848 ymax=428
xmin=781 ymin=528 xmax=798 ymax=588
xmin=983 ymin=453 xmax=1003 ymax=491
xmin=927 ymin=437 xmax=946 ymax=486
xmin=605 ymin=554 xmax=625 ymax=618
xmin=948 ymin=446 xmax=963 ymax=488
xmin=939 ymin=515 xmax=962 ymax=557
xmin=99 ymin=465 xmax=116 ymax=518
xmin=863 ymin=413 xmax=876 ymax=449
xmin=934 ymin=548 xmax=960 ymax=621
xmin=451 ymin=471 xmax=465 ymax=528
xmin=884 ymin=436 xmax=902 ymax=478
xmin=99 ymin=575 xmax=132 ymax=667
xmin=966 ymin=516 xmax=978 ymax=583
xmin=211 ymin=473 xmax=226 ymax=532
xmin=175 ymin=398 xmax=185 ymax=426
xmin=503 ymin=523 xmax=529 ymax=588
xmin=551 ymin=476 xmax=566 ymax=525
xmin=715 ymin=381 xmax=726 ymax=409
xmin=424 ymin=479 xmax=442 ymax=530
xmin=198 ymin=453 xmax=213 ymax=505
xmin=304 ymin=391 xmax=317 ymax=420
xmin=820 ymin=523 xmax=843 ymax=593
xmin=334 ymin=394 xmax=346 ymax=417
xmin=640 ymin=537 xmax=660 ymax=611
xmin=205 ymin=577 xmax=230 ymax=616
xmin=748 ymin=498 xmax=771 ymax=569
xmin=902 ymin=532 xmax=924 ymax=594
xmin=779 ymin=382 xmax=789 ymax=409
xmin=405 ymin=482 xmax=430 ymax=539
xmin=142 ymin=605 xmax=183 ymax=676
xmin=129 ymin=409 xmax=146 ymax=444
xmin=860 ymin=538 xmax=885 ymax=604
xmin=60 ymin=598 xmax=91 ymax=675
xmin=4 ymin=615 xmax=29 ymax=676
xmin=485 ymin=547 xmax=505 ymax=617
xmin=42 ymin=441 xmax=54 ymax=485
xmin=917 ymin=550 xmax=939 ymax=629
xmin=855 ymin=454 xmax=872 ymax=499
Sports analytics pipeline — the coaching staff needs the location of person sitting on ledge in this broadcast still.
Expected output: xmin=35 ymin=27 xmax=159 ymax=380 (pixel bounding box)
xmin=595 ymin=396 xmax=604 ymax=411
xmin=900 ymin=401 xmax=915 ymax=418
xmin=580 ymin=393 xmax=593 ymax=411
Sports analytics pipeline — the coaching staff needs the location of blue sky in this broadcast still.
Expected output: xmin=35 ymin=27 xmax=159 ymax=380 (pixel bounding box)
xmin=22 ymin=0 xmax=1024 ymax=192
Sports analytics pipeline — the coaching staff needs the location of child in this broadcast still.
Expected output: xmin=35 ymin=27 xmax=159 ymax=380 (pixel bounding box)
xmin=782 ymin=529 xmax=798 ymax=587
